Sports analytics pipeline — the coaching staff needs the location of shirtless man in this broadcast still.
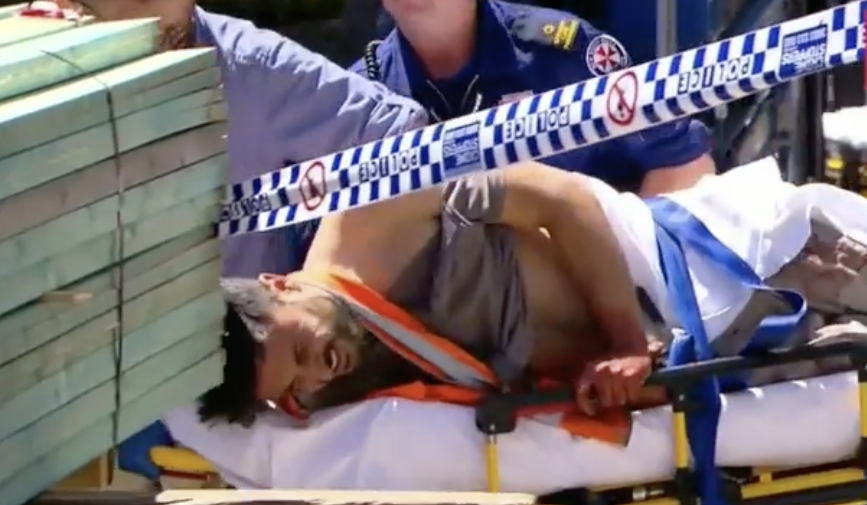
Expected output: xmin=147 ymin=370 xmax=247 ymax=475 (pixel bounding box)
xmin=202 ymin=162 xmax=655 ymax=426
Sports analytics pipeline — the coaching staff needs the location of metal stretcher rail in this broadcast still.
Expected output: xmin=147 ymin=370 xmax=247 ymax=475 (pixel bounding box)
xmin=476 ymin=341 xmax=867 ymax=505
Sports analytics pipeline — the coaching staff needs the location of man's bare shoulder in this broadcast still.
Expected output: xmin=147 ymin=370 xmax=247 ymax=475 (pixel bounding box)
xmin=303 ymin=207 xmax=440 ymax=295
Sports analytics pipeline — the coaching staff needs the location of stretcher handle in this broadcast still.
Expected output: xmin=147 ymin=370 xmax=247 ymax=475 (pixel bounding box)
xmin=476 ymin=341 xmax=867 ymax=435
xmin=644 ymin=340 xmax=867 ymax=387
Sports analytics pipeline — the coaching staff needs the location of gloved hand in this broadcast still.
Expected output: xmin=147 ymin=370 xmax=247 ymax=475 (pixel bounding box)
xmin=116 ymin=420 xmax=175 ymax=481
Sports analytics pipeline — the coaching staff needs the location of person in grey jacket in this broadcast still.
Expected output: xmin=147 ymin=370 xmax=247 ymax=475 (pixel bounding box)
xmin=73 ymin=0 xmax=428 ymax=277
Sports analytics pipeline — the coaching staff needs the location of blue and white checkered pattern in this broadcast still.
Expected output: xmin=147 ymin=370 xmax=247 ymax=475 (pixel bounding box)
xmin=219 ymin=0 xmax=865 ymax=237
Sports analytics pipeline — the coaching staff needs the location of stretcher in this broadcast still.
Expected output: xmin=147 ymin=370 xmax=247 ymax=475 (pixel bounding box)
xmin=148 ymin=344 xmax=867 ymax=503
xmin=41 ymin=1 xmax=867 ymax=505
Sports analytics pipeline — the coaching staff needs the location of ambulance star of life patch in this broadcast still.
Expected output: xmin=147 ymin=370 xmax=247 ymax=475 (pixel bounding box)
xmin=586 ymin=34 xmax=629 ymax=76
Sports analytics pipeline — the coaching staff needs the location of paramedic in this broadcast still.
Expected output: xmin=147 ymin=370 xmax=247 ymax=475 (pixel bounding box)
xmin=206 ymin=163 xmax=656 ymax=427
xmin=71 ymin=0 xmax=427 ymax=276
xmin=351 ymin=0 xmax=715 ymax=194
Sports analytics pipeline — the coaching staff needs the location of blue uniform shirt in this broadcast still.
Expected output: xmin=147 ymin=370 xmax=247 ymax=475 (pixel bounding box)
xmin=350 ymin=0 xmax=710 ymax=192
xmin=193 ymin=8 xmax=427 ymax=276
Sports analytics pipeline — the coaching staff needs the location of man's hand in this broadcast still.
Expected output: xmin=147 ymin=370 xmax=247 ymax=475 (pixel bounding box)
xmin=575 ymin=352 xmax=654 ymax=415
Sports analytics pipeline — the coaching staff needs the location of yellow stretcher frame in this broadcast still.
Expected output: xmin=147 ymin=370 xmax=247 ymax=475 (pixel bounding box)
xmin=147 ymin=341 xmax=867 ymax=505
xmin=825 ymin=146 xmax=867 ymax=196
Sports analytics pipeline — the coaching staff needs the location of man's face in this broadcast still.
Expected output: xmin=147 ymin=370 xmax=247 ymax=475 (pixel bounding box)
xmin=254 ymin=276 xmax=363 ymax=411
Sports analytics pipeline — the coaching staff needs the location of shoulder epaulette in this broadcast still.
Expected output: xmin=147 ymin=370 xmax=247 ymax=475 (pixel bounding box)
xmin=509 ymin=7 xmax=581 ymax=52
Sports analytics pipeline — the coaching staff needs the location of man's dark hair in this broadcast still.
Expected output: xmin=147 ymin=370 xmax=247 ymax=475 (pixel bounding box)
xmin=198 ymin=278 xmax=271 ymax=427
xmin=198 ymin=278 xmax=430 ymax=426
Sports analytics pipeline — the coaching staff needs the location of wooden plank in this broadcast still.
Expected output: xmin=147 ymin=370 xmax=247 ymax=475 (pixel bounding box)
xmin=123 ymin=190 xmax=222 ymax=258
xmin=1 ymin=327 xmax=221 ymax=487
xmin=50 ymin=457 xmax=109 ymax=492
xmin=0 ymin=286 xmax=223 ymax=443
xmin=0 ymin=320 xmax=223 ymax=485
xmin=0 ymin=254 xmax=221 ymax=404
xmin=0 ymin=124 xmax=113 ymax=201
xmin=0 ymin=92 xmax=226 ymax=201
xmin=32 ymin=490 xmax=538 ymax=505
xmin=0 ymin=227 xmax=214 ymax=358
xmin=161 ymin=490 xmax=537 ymax=505
xmin=0 ymin=49 xmax=218 ymax=160
xmin=79 ymin=49 xmax=216 ymax=107
xmin=0 ymin=152 xmax=225 ymax=280
xmin=113 ymin=66 xmax=220 ymax=117
xmin=0 ymin=76 xmax=222 ymax=163
xmin=0 ymin=189 xmax=221 ymax=317
xmin=0 ymin=19 xmax=159 ymax=102
xmin=1 ymin=353 xmax=223 ymax=505
xmin=0 ymin=17 xmax=90 ymax=49
xmin=0 ymin=122 xmax=225 ymax=241
xmin=116 ymin=90 xmax=226 ymax=153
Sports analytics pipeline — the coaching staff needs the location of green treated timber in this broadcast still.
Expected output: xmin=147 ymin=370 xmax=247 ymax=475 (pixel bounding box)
xmin=0 ymin=17 xmax=91 ymax=49
xmin=0 ymin=255 xmax=222 ymax=403
xmin=0 ymin=189 xmax=221 ymax=317
xmin=93 ymin=48 xmax=218 ymax=114
xmin=0 ymin=353 xmax=222 ymax=505
xmin=0 ymin=288 xmax=224 ymax=443
xmin=0 ymin=227 xmax=214 ymax=355
xmin=0 ymin=321 xmax=222 ymax=485
xmin=0 ymin=122 xmax=225 ymax=241
xmin=0 ymin=19 xmax=160 ymax=102
xmin=0 ymin=49 xmax=218 ymax=160
xmin=114 ymin=65 xmax=220 ymax=117
xmin=0 ymin=93 xmax=227 ymax=201
xmin=0 ymin=152 xmax=225 ymax=280
xmin=0 ymin=80 xmax=223 ymax=164
xmin=116 ymin=87 xmax=226 ymax=152
xmin=0 ymin=236 xmax=218 ymax=372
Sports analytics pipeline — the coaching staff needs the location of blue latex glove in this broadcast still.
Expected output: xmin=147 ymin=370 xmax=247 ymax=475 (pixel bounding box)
xmin=117 ymin=420 xmax=175 ymax=481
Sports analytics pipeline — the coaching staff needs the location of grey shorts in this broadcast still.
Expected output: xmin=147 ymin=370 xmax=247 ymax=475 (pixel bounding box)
xmin=421 ymin=172 xmax=535 ymax=383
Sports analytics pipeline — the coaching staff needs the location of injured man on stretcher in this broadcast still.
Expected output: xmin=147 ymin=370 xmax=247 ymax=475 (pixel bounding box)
xmin=162 ymin=156 xmax=867 ymax=492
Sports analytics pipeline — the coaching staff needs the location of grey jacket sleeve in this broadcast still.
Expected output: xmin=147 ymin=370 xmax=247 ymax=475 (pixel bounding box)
xmin=207 ymin=12 xmax=427 ymax=277
xmin=241 ymin=28 xmax=428 ymax=161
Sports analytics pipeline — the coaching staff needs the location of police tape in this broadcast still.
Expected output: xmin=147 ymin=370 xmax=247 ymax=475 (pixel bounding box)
xmin=219 ymin=0 xmax=865 ymax=237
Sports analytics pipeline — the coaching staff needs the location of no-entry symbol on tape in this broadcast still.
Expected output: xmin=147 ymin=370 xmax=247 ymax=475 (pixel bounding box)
xmin=606 ymin=70 xmax=638 ymax=126
xmin=300 ymin=161 xmax=327 ymax=211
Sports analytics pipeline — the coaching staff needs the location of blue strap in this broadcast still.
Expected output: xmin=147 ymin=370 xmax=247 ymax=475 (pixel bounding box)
xmin=653 ymin=219 xmax=726 ymax=505
xmin=648 ymin=198 xmax=808 ymax=357
xmin=646 ymin=197 xmax=809 ymax=505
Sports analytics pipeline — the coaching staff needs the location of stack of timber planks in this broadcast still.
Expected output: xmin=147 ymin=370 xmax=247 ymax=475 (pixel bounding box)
xmin=0 ymin=9 xmax=227 ymax=505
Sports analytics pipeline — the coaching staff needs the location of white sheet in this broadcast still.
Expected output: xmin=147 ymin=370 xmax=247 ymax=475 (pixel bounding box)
xmin=587 ymin=156 xmax=867 ymax=341
xmin=163 ymin=157 xmax=867 ymax=493
xmin=164 ymin=372 xmax=860 ymax=493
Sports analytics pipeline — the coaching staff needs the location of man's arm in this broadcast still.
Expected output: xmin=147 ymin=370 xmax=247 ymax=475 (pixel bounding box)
xmin=215 ymin=17 xmax=427 ymax=274
xmin=215 ymin=14 xmax=427 ymax=166
xmin=255 ymin=33 xmax=429 ymax=160
xmin=639 ymin=152 xmax=716 ymax=196
xmin=627 ymin=120 xmax=717 ymax=196
xmin=335 ymin=163 xmax=647 ymax=354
